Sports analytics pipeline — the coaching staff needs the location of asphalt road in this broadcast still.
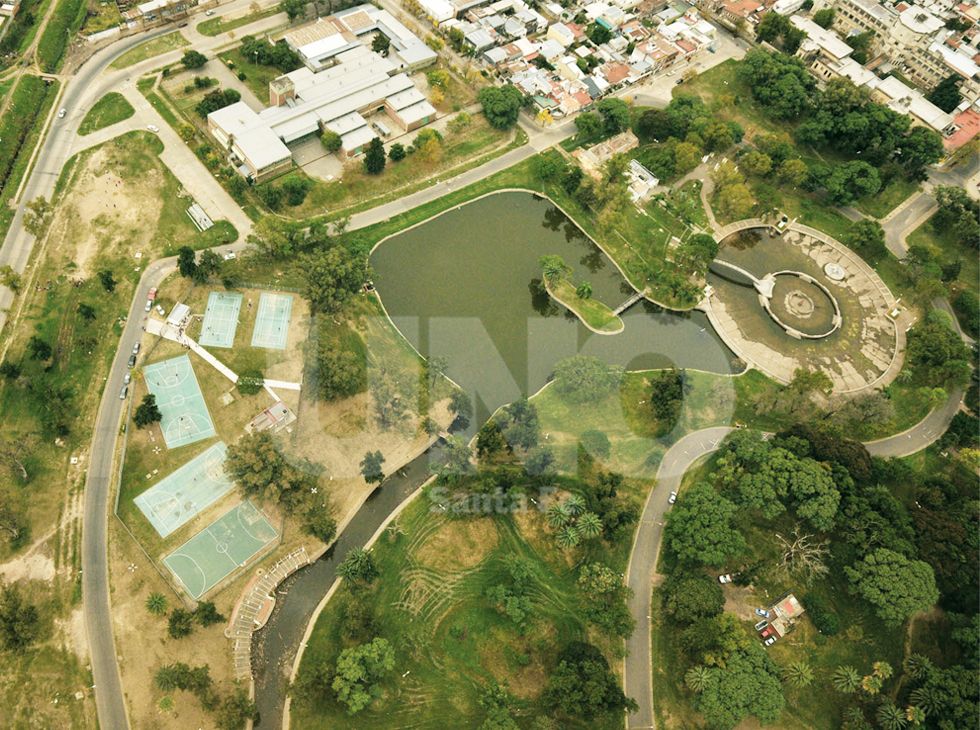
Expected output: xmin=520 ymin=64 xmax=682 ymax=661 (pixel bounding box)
xmin=622 ymin=385 xmax=965 ymax=728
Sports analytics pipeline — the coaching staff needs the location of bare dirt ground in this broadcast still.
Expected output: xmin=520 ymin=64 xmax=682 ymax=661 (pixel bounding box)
xmin=48 ymin=144 xmax=166 ymax=280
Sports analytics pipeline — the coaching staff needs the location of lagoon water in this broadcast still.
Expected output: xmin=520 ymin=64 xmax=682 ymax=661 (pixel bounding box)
xmin=371 ymin=191 xmax=737 ymax=422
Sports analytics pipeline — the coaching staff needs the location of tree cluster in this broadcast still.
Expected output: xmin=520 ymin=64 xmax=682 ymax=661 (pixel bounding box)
xmin=239 ymin=35 xmax=301 ymax=71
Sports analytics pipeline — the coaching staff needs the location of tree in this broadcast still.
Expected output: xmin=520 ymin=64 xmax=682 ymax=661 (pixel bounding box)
xmin=636 ymin=108 xmax=673 ymax=142
xmin=360 ymin=450 xmax=385 ymax=485
xmin=932 ymin=185 xmax=979 ymax=248
xmin=145 ymin=592 xmax=168 ymax=615
xmin=906 ymin=310 xmax=972 ymax=387
xmin=574 ymin=111 xmax=604 ymax=142
xmin=845 ymin=548 xmax=939 ymax=625
xmin=663 ymin=574 xmax=724 ymax=621
xmin=338 ymin=548 xmax=378 ymax=585
xmin=898 ymin=126 xmax=944 ymax=180
xmin=332 ymin=637 xmax=395 ymax=714
xmin=498 ymin=397 xmax=539 ymax=451
xmin=822 ymin=161 xmax=880 ymax=205
xmin=774 ymin=527 xmax=829 ymax=584
xmin=0 ymin=584 xmax=40 ymax=649
xmin=282 ymin=176 xmax=312 ymax=206
xmin=27 ymin=336 xmax=51 ymax=361
xmin=783 ymin=660 xmax=814 ymax=688
xmin=320 ymin=129 xmax=342 ymax=152
xmin=739 ymin=49 xmax=814 ymax=120
xmin=177 ymin=246 xmax=197 ymax=277
xmin=181 ymin=50 xmax=208 ymax=70
xmin=168 ymin=608 xmax=195 ymax=639
xmin=363 ymin=137 xmax=386 ymax=175
xmin=214 ymin=687 xmax=258 ymax=730
xmin=575 ymin=281 xmax=592 ymax=299
xmin=649 ymin=368 xmax=690 ymax=431
xmin=195 ymin=88 xmax=241 ymax=117
xmin=926 ymin=74 xmax=962 ymax=113
xmin=715 ymin=182 xmax=755 ymax=220
xmin=371 ymin=32 xmax=390 ymax=56
xmin=302 ymin=245 xmax=368 ymax=314
xmin=596 ymin=98 xmax=630 ymax=136
xmin=478 ymin=681 xmax=519 ymax=730
xmin=776 ymin=158 xmax=808 ymax=187
xmin=224 ymin=431 xmax=322 ymax=508
xmin=741 ymin=150 xmax=772 ymax=177
xmin=813 ymin=7 xmax=835 ymax=27
xmin=544 ymin=642 xmax=637 ymax=719
xmin=674 ymin=141 xmax=701 ymax=174
xmin=77 ymin=302 xmax=97 ymax=321
xmin=843 ymin=219 xmax=886 ymax=263
xmin=876 ymin=700 xmax=907 ymax=730
xmin=23 ymin=196 xmax=51 ymax=236
xmin=675 ymin=233 xmax=718 ymax=276
xmin=832 ymin=665 xmax=861 ymax=693
xmin=686 ymin=665 xmax=712 ymax=692
xmin=388 ymin=143 xmax=406 ymax=161
xmin=478 ymin=85 xmax=523 ymax=129
xmin=531 ymin=150 xmax=565 ymax=181
xmin=664 ymin=483 xmax=745 ymax=566
xmin=552 ymin=355 xmax=622 ymax=403
xmin=134 ymin=394 xmax=162 ymax=428
xmin=432 ymin=435 xmax=473 ymax=484
xmin=695 ymin=645 xmax=785 ymax=728
xmin=281 ymin=0 xmax=306 ymax=20
xmin=540 ymin=254 xmax=566 ymax=283
xmin=98 ymin=269 xmax=116 ymax=292
xmin=308 ymin=344 xmax=365 ymax=402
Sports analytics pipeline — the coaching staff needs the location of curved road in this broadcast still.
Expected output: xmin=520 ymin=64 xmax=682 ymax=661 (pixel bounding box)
xmin=623 ymin=387 xmax=965 ymax=728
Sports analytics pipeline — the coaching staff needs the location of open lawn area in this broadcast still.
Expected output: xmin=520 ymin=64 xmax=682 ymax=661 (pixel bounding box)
xmin=109 ymin=30 xmax=188 ymax=69
xmin=217 ymin=46 xmax=284 ymax=100
xmin=855 ymin=178 xmax=919 ymax=219
xmin=196 ymin=6 xmax=282 ymax=36
xmin=78 ymin=91 xmax=135 ymax=135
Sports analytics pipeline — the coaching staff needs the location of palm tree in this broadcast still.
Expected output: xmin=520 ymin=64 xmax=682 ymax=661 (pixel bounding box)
xmin=546 ymin=503 xmax=570 ymax=529
xmin=831 ymin=665 xmax=861 ymax=694
xmin=903 ymin=654 xmax=933 ymax=682
xmin=909 ymin=686 xmax=943 ymax=717
xmin=684 ymin=665 xmax=711 ymax=693
xmin=145 ymin=592 xmax=168 ymax=616
xmin=872 ymin=661 xmax=894 ymax=680
xmin=876 ymin=700 xmax=907 ymax=730
xmin=556 ymin=525 xmax=580 ymax=549
xmin=576 ymin=511 xmax=602 ymax=539
xmin=540 ymin=255 xmax=566 ymax=284
xmin=783 ymin=660 xmax=814 ymax=688
xmin=575 ymin=281 xmax=592 ymax=299
xmin=564 ymin=493 xmax=586 ymax=516
xmin=905 ymin=705 xmax=926 ymax=726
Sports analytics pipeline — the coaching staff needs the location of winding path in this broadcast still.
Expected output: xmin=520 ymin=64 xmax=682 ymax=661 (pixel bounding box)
xmin=623 ymin=386 xmax=965 ymax=729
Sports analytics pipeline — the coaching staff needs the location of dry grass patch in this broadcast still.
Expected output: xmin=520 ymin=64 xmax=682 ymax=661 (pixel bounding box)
xmin=414 ymin=518 xmax=499 ymax=572
xmin=477 ymin=623 xmax=550 ymax=700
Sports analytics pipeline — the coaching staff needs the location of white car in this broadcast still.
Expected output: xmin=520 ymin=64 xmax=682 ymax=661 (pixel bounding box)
xmin=668 ymin=491 xmax=677 ymax=504
xmin=132 ymin=342 xmax=141 ymax=355
xmin=146 ymin=124 xmax=159 ymax=133
xmin=764 ymin=636 xmax=777 ymax=647
xmin=123 ymin=372 xmax=132 ymax=386
xmin=119 ymin=385 xmax=129 ymax=400
xmin=222 ymin=251 xmax=236 ymax=261
xmin=58 ymin=108 xmax=67 ymax=119
xmin=205 ymin=8 xmax=215 ymax=14
xmin=718 ymin=574 xmax=733 ymax=584
xmin=155 ymin=304 xmax=166 ymax=316
xmin=145 ymin=298 xmax=153 ymax=312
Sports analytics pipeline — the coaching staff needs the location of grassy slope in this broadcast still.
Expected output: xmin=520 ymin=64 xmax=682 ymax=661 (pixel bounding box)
xmin=78 ymin=92 xmax=135 ymax=135
xmin=109 ymin=31 xmax=188 ymax=70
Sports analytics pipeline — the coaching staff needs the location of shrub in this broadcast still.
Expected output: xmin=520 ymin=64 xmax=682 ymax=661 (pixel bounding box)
xmin=802 ymin=593 xmax=840 ymax=635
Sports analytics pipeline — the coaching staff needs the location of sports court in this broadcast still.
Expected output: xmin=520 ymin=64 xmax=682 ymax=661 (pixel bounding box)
xmin=163 ymin=501 xmax=278 ymax=600
xmin=198 ymin=292 xmax=243 ymax=348
xmin=134 ymin=442 xmax=234 ymax=538
xmin=143 ymin=354 xmax=216 ymax=449
xmin=250 ymin=293 xmax=293 ymax=350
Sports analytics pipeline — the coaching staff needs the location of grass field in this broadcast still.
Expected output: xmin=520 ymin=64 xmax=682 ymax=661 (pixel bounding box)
xmin=78 ymin=92 xmax=135 ymax=135
xmin=217 ymin=46 xmax=284 ymax=100
xmin=855 ymin=178 xmax=919 ymax=219
xmin=196 ymin=6 xmax=281 ymax=36
xmin=546 ymin=276 xmax=623 ymax=333
xmin=109 ymin=30 xmax=188 ymax=69
xmin=37 ymin=0 xmax=87 ymax=72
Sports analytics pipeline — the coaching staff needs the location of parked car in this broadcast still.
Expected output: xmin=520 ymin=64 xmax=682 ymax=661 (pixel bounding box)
xmin=58 ymin=108 xmax=67 ymax=119
xmin=668 ymin=491 xmax=677 ymax=504
xmin=754 ymin=619 xmax=769 ymax=632
xmin=146 ymin=124 xmax=159 ymax=133
xmin=119 ymin=385 xmax=128 ymax=400
xmin=764 ymin=636 xmax=777 ymax=647
xmin=123 ymin=373 xmax=131 ymax=386
xmin=755 ymin=608 xmax=771 ymax=618
xmin=155 ymin=304 xmax=166 ymax=316
xmin=145 ymin=298 xmax=153 ymax=312
xmin=718 ymin=574 xmax=733 ymax=584
xmin=127 ymin=354 xmax=137 ymax=368
xmin=760 ymin=626 xmax=774 ymax=638
xmin=222 ymin=251 xmax=236 ymax=261
xmin=205 ymin=8 xmax=215 ymax=14
xmin=132 ymin=342 xmax=141 ymax=355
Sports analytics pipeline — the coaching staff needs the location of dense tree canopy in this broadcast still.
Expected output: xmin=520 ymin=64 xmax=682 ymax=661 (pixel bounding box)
xmin=664 ymin=482 xmax=745 ymax=566
xmin=695 ymin=645 xmax=785 ymax=729
xmin=332 ymin=637 xmax=395 ymax=714
xmin=302 ymin=245 xmax=369 ymax=314
xmin=552 ymin=355 xmax=623 ymax=403
xmin=845 ymin=548 xmax=939 ymax=625
xmin=544 ymin=641 xmax=637 ymax=719
xmin=478 ymin=85 xmax=524 ymax=129
xmin=738 ymin=49 xmax=815 ymax=120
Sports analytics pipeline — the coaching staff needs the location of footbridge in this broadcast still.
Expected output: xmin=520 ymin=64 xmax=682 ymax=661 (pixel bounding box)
xmin=613 ymin=290 xmax=646 ymax=315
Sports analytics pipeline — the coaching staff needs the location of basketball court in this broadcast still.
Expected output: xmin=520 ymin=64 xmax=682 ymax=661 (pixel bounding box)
xmin=163 ymin=501 xmax=278 ymax=600
xmin=250 ymin=293 xmax=293 ymax=350
xmin=143 ymin=355 xmax=216 ymax=449
xmin=199 ymin=292 xmax=243 ymax=348
xmin=134 ymin=442 xmax=234 ymax=538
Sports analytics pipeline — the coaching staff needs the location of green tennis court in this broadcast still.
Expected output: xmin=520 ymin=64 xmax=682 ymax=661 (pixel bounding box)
xmin=199 ymin=292 xmax=243 ymax=348
xmin=134 ymin=442 xmax=234 ymax=538
xmin=251 ymin=292 xmax=293 ymax=350
xmin=163 ymin=501 xmax=278 ymax=600
xmin=143 ymin=355 xmax=216 ymax=449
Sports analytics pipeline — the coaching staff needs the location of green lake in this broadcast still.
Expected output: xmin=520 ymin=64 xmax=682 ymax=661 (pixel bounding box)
xmin=371 ymin=191 xmax=737 ymax=422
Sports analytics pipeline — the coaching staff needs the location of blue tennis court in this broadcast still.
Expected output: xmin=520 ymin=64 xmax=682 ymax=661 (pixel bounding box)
xmin=199 ymin=292 xmax=242 ymax=348
xmin=134 ymin=442 xmax=234 ymax=538
xmin=251 ymin=293 xmax=293 ymax=350
xmin=163 ymin=501 xmax=278 ymax=599
xmin=143 ymin=355 xmax=216 ymax=449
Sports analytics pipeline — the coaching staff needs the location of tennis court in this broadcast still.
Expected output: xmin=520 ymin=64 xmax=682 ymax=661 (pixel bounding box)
xmin=199 ymin=292 xmax=243 ymax=348
xmin=143 ymin=355 xmax=216 ymax=449
xmin=163 ymin=501 xmax=278 ymax=600
xmin=251 ymin=293 xmax=293 ymax=350
xmin=134 ymin=442 xmax=234 ymax=538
